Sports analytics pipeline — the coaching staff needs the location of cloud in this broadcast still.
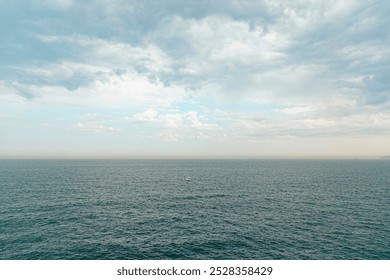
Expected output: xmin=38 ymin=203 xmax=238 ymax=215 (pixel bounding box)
xmin=3 ymin=69 xmax=185 ymax=109
xmin=187 ymin=111 xmax=220 ymax=130
xmin=76 ymin=122 xmax=122 ymax=133
xmin=156 ymin=131 xmax=183 ymax=142
xmin=231 ymin=106 xmax=390 ymax=140
xmin=4 ymin=1 xmax=389 ymax=109
xmin=29 ymin=34 xmax=174 ymax=90
xmin=35 ymin=0 xmax=75 ymax=10
xmin=1 ymin=0 xmax=389 ymax=157
xmin=133 ymin=109 xmax=159 ymax=123
xmin=275 ymin=106 xmax=314 ymax=115
xmin=154 ymin=15 xmax=287 ymax=77
xmin=38 ymin=35 xmax=173 ymax=74
xmin=134 ymin=109 xmax=184 ymax=129
xmin=1 ymin=34 xmax=187 ymax=108
xmin=134 ymin=109 xmax=220 ymax=129
xmin=132 ymin=109 xmax=222 ymax=142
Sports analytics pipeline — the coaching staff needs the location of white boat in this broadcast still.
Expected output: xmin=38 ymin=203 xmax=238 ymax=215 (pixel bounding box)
xmin=185 ymin=177 xmax=191 ymax=181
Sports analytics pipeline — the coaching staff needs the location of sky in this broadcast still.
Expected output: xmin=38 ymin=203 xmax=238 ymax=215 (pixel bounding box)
xmin=0 ymin=0 xmax=389 ymax=159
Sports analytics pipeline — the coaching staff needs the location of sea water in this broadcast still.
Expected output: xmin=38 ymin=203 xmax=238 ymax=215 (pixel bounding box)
xmin=0 ymin=159 xmax=389 ymax=259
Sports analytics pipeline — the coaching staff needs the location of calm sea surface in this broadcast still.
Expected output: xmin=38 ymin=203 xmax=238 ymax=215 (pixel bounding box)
xmin=0 ymin=159 xmax=389 ymax=259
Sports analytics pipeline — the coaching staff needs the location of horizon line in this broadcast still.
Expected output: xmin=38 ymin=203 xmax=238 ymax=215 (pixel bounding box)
xmin=0 ymin=155 xmax=388 ymax=160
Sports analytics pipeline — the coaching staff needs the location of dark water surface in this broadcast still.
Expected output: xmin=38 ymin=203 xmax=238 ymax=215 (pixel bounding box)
xmin=0 ymin=159 xmax=389 ymax=259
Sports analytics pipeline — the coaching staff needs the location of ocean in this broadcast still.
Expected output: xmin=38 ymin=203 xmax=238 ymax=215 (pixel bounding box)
xmin=0 ymin=159 xmax=389 ymax=260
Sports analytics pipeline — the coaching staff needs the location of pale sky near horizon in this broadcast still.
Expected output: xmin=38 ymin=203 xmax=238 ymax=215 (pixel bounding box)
xmin=1 ymin=0 xmax=389 ymax=159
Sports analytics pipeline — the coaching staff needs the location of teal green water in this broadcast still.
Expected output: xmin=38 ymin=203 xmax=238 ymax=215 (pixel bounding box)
xmin=0 ymin=159 xmax=389 ymax=259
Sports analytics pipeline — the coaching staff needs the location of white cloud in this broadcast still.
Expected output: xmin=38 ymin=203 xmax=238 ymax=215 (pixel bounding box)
xmin=6 ymin=35 xmax=185 ymax=109
xmin=230 ymin=106 xmax=390 ymax=140
xmin=339 ymin=43 xmax=390 ymax=63
xmin=38 ymin=35 xmax=172 ymax=74
xmin=264 ymin=0 xmax=362 ymax=34
xmin=275 ymin=106 xmax=314 ymax=115
xmin=133 ymin=109 xmax=158 ymax=122
xmin=6 ymin=71 xmax=185 ymax=109
xmin=134 ymin=109 xmax=220 ymax=131
xmin=187 ymin=111 xmax=220 ymax=130
xmin=133 ymin=109 xmax=183 ymax=128
xmin=131 ymin=109 xmax=223 ymax=142
xmin=156 ymin=15 xmax=287 ymax=76
xmin=156 ymin=131 xmax=183 ymax=142
xmin=76 ymin=122 xmax=122 ymax=133
xmin=159 ymin=113 xmax=184 ymax=129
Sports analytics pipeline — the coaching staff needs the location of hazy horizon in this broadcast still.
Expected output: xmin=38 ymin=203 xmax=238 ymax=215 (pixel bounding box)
xmin=1 ymin=1 xmax=389 ymax=158
xmin=0 ymin=154 xmax=388 ymax=160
